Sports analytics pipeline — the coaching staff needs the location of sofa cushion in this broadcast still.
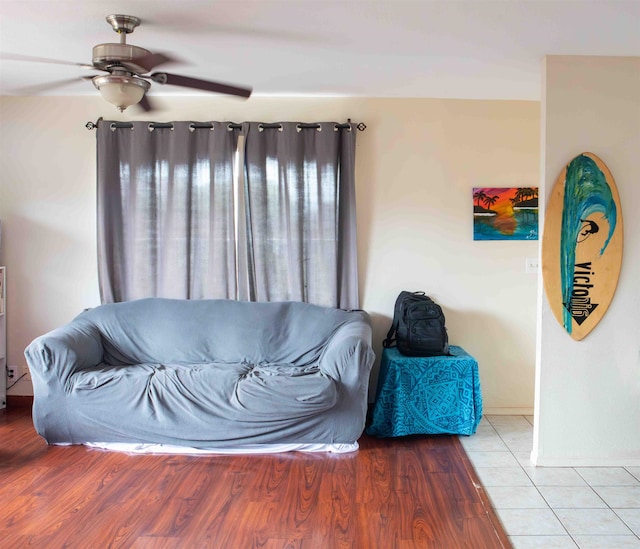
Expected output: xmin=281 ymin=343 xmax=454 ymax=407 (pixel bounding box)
xmin=78 ymin=298 xmax=355 ymax=366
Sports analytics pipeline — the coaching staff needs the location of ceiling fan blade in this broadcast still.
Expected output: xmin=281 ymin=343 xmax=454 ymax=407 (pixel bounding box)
xmin=151 ymin=72 xmax=252 ymax=98
xmin=10 ymin=76 xmax=92 ymax=95
xmin=132 ymin=52 xmax=178 ymax=73
xmin=137 ymin=94 xmax=155 ymax=112
xmin=0 ymin=52 xmax=95 ymax=70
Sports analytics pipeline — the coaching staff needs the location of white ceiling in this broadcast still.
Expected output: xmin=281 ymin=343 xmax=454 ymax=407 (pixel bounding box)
xmin=1 ymin=0 xmax=639 ymax=101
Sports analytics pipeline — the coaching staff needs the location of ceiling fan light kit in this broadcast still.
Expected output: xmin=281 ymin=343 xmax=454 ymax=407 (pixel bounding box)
xmin=92 ymin=73 xmax=150 ymax=112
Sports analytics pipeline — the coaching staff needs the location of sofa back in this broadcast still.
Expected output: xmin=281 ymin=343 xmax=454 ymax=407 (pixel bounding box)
xmin=75 ymin=298 xmax=365 ymax=366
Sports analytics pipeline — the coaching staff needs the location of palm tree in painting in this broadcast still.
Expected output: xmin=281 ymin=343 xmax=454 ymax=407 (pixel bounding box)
xmin=483 ymin=195 xmax=499 ymax=210
xmin=513 ymin=189 xmax=524 ymax=203
xmin=473 ymin=190 xmax=488 ymax=207
xmin=474 ymin=190 xmax=498 ymax=215
xmin=513 ymin=187 xmax=539 ymax=208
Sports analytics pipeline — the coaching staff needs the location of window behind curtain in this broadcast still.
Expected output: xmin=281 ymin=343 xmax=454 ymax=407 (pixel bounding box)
xmin=97 ymin=120 xmax=359 ymax=309
xmin=242 ymin=122 xmax=359 ymax=308
xmin=97 ymin=121 xmax=240 ymax=303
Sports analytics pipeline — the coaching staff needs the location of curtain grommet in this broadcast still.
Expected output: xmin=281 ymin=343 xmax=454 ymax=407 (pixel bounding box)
xmin=295 ymin=124 xmax=321 ymax=132
xmin=148 ymin=123 xmax=174 ymax=132
xmin=297 ymin=123 xmax=322 ymax=132
xmin=189 ymin=123 xmax=214 ymax=132
xmin=110 ymin=122 xmax=130 ymax=132
xmin=258 ymin=123 xmax=283 ymax=132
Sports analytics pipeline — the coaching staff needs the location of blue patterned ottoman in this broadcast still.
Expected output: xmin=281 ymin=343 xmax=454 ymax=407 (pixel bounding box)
xmin=367 ymin=346 xmax=483 ymax=437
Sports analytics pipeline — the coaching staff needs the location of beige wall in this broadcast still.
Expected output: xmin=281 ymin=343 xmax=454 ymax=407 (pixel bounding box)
xmin=0 ymin=95 xmax=539 ymax=412
xmin=534 ymin=56 xmax=640 ymax=465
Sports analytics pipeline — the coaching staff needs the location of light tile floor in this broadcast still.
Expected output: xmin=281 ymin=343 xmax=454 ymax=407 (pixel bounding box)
xmin=460 ymin=415 xmax=640 ymax=549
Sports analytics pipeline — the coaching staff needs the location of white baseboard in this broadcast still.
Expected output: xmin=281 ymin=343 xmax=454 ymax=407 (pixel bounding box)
xmin=483 ymin=407 xmax=534 ymax=416
xmin=531 ymin=454 xmax=640 ymax=467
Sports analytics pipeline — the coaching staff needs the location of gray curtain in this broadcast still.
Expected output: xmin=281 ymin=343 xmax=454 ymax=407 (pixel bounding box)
xmin=97 ymin=120 xmax=359 ymax=309
xmin=243 ymin=122 xmax=359 ymax=309
xmin=97 ymin=121 xmax=240 ymax=303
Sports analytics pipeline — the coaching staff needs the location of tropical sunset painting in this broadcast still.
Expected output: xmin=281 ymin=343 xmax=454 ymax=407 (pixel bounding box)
xmin=473 ymin=187 xmax=539 ymax=240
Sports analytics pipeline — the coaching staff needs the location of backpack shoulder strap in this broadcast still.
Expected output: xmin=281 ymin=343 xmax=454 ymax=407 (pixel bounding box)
xmin=382 ymin=322 xmax=397 ymax=348
xmin=383 ymin=291 xmax=411 ymax=348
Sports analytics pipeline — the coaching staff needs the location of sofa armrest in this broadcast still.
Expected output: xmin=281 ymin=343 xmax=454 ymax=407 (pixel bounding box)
xmin=24 ymin=323 xmax=104 ymax=389
xmin=318 ymin=317 xmax=375 ymax=385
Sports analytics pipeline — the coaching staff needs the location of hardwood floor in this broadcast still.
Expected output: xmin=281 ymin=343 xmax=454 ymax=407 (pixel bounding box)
xmin=0 ymin=406 xmax=509 ymax=548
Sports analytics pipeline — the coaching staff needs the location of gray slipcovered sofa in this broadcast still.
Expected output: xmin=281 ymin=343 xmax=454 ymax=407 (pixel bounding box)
xmin=25 ymin=298 xmax=375 ymax=450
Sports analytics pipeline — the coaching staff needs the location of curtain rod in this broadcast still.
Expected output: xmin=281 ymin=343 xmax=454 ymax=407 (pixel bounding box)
xmin=86 ymin=119 xmax=366 ymax=131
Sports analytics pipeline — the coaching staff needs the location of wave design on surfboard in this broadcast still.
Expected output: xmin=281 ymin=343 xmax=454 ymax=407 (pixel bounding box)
xmin=560 ymin=154 xmax=617 ymax=334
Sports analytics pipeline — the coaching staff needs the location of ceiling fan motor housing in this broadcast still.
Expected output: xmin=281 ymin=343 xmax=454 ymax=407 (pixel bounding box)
xmin=92 ymin=43 xmax=151 ymax=74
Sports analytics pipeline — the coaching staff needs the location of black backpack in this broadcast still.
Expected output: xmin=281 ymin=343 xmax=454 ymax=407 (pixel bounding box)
xmin=383 ymin=291 xmax=450 ymax=357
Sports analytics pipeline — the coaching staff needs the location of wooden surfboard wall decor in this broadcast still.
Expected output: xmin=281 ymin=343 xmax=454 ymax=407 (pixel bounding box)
xmin=542 ymin=152 xmax=623 ymax=340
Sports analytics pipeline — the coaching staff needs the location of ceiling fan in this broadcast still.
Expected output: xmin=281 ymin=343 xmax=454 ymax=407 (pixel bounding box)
xmin=3 ymin=14 xmax=252 ymax=112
